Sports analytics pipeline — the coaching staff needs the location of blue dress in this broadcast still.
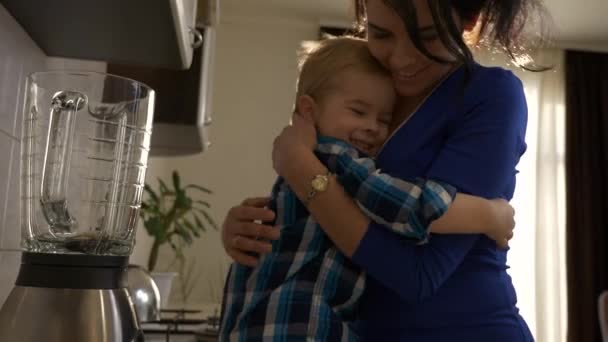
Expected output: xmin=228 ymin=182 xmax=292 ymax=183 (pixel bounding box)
xmin=351 ymin=63 xmax=534 ymax=341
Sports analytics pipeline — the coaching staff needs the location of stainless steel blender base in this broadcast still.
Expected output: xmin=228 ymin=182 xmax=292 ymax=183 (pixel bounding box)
xmin=0 ymin=286 xmax=141 ymax=342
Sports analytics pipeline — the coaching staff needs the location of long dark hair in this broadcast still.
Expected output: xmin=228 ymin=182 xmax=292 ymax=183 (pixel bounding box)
xmin=353 ymin=0 xmax=550 ymax=71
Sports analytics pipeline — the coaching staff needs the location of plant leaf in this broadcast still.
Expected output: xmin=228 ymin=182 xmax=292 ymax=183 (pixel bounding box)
xmin=194 ymin=200 xmax=211 ymax=208
xmin=182 ymin=219 xmax=196 ymax=231
xmin=158 ymin=178 xmax=169 ymax=195
xmin=182 ymin=219 xmax=201 ymax=236
xmin=193 ymin=213 xmax=205 ymax=229
xmin=174 ymin=223 xmax=193 ymax=245
xmin=194 ymin=208 xmax=218 ymax=230
xmin=144 ymin=184 xmax=159 ymax=204
xmin=169 ymin=240 xmax=185 ymax=260
xmin=185 ymin=184 xmax=213 ymax=194
xmin=144 ymin=217 xmax=165 ymax=240
xmin=175 ymin=190 xmax=191 ymax=210
xmin=172 ymin=171 xmax=181 ymax=192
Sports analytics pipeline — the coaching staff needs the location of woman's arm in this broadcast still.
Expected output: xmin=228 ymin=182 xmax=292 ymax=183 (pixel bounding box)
xmin=220 ymin=166 xmax=514 ymax=266
xmin=283 ymin=128 xmax=514 ymax=256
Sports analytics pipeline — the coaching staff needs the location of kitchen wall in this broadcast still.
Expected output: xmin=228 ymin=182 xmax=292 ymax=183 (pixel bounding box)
xmin=0 ymin=5 xmax=107 ymax=305
xmin=0 ymin=4 xmax=47 ymax=306
xmin=129 ymin=4 xmax=331 ymax=313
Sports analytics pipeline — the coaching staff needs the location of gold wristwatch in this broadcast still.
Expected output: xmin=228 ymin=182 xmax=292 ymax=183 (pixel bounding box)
xmin=304 ymin=171 xmax=332 ymax=205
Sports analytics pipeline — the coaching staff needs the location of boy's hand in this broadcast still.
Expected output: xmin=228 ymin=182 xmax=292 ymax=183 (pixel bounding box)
xmin=487 ymin=199 xmax=515 ymax=249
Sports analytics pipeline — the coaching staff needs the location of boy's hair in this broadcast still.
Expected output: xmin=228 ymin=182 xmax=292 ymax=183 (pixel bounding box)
xmin=295 ymin=36 xmax=389 ymax=112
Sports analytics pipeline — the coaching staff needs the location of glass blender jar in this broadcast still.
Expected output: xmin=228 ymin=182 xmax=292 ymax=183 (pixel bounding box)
xmin=0 ymin=71 xmax=155 ymax=342
xmin=22 ymin=71 xmax=154 ymax=254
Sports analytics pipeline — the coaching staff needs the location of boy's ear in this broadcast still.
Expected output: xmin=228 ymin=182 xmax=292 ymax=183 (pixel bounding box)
xmin=463 ymin=13 xmax=480 ymax=32
xmin=295 ymin=94 xmax=317 ymax=123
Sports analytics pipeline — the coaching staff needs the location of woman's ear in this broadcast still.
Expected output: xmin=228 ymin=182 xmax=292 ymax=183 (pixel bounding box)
xmin=295 ymin=94 xmax=317 ymax=123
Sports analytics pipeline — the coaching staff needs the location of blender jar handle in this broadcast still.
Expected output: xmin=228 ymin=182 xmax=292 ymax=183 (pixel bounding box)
xmin=40 ymin=91 xmax=87 ymax=236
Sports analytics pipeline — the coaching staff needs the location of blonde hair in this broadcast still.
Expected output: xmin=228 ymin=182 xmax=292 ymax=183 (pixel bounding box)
xmin=295 ymin=36 xmax=389 ymax=112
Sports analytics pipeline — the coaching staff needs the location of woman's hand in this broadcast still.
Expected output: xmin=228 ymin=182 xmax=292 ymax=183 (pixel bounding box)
xmin=221 ymin=197 xmax=279 ymax=267
xmin=486 ymin=199 xmax=515 ymax=249
xmin=272 ymin=113 xmax=317 ymax=178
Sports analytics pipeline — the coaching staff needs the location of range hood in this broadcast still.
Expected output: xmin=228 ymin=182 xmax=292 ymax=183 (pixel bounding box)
xmin=0 ymin=0 xmax=200 ymax=70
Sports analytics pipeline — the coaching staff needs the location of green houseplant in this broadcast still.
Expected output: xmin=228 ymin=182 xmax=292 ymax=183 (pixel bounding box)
xmin=140 ymin=170 xmax=218 ymax=272
xmin=139 ymin=170 xmax=217 ymax=306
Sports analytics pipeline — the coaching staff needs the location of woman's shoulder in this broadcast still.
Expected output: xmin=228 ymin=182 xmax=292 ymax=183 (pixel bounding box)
xmin=443 ymin=63 xmax=528 ymax=129
xmin=467 ymin=63 xmax=524 ymax=97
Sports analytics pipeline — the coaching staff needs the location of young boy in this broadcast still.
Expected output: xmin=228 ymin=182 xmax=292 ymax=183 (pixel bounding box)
xmin=220 ymin=37 xmax=512 ymax=341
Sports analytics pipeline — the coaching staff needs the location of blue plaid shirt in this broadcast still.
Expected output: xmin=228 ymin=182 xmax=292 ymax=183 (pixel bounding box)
xmin=220 ymin=137 xmax=457 ymax=342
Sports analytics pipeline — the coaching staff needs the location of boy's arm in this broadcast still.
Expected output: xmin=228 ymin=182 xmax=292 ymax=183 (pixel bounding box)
xmin=431 ymin=194 xmax=514 ymax=244
xmin=316 ymin=138 xmax=510 ymax=243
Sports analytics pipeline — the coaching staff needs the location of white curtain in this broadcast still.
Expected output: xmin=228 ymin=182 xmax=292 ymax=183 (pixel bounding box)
xmin=474 ymin=48 xmax=567 ymax=342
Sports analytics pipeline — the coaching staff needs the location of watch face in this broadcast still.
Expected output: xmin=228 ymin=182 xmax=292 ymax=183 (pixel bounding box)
xmin=312 ymin=176 xmax=328 ymax=192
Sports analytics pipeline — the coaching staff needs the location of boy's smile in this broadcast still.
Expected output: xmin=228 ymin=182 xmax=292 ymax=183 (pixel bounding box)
xmin=312 ymin=69 xmax=396 ymax=156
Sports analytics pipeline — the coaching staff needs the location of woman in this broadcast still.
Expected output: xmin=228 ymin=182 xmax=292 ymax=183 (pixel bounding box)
xmin=222 ymin=0 xmax=541 ymax=340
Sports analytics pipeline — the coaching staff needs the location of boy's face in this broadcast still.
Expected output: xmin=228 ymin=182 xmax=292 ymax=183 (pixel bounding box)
xmin=314 ymin=70 xmax=396 ymax=156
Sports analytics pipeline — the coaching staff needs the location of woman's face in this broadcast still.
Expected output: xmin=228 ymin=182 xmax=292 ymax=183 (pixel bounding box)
xmin=365 ymin=0 xmax=460 ymax=97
